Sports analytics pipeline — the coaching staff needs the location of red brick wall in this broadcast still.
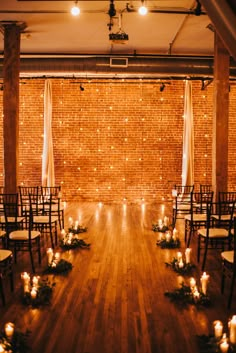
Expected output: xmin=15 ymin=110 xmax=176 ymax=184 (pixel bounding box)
xmin=0 ymin=78 xmax=235 ymax=203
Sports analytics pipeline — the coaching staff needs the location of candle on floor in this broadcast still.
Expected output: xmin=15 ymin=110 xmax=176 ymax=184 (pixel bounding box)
xmin=4 ymin=322 xmax=14 ymax=339
xmin=61 ymin=229 xmax=66 ymax=237
xmin=163 ymin=216 xmax=169 ymax=226
xmin=220 ymin=334 xmax=229 ymax=353
xmin=185 ymin=248 xmax=191 ymax=264
xmin=213 ymin=320 xmax=223 ymax=339
xmin=200 ymin=272 xmax=209 ymax=295
xmin=68 ymin=216 xmax=73 ymax=226
xmin=229 ymin=315 xmax=236 ymax=344
xmin=189 ymin=277 xmax=196 ymax=290
xmin=0 ymin=343 xmax=4 ymax=352
xmin=177 ymin=252 xmax=182 ymax=262
xmin=165 ymin=232 xmax=171 ymax=242
xmin=31 ymin=288 xmax=37 ymax=300
xmin=32 ymin=276 xmax=39 ymax=288
xmin=47 ymin=248 xmax=53 ymax=265
xmin=21 ymin=272 xmax=30 ymax=286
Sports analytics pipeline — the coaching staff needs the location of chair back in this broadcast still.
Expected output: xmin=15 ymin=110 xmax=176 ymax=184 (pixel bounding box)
xmin=194 ymin=191 xmax=214 ymax=213
xmin=212 ymin=200 xmax=235 ymax=231
xmin=19 ymin=186 xmax=39 ymax=217
xmin=2 ymin=193 xmax=20 ymax=232
xmin=200 ymin=184 xmax=212 ymax=193
xmin=219 ymin=192 xmax=236 ymax=203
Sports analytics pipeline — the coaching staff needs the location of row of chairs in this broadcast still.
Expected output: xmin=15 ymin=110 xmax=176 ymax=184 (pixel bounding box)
xmin=0 ymin=187 xmax=64 ymax=305
xmin=174 ymin=187 xmax=236 ymax=308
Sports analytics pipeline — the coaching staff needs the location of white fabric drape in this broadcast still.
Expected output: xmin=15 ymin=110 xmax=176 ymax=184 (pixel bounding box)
xmin=42 ymin=79 xmax=55 ymax=187
xmin=182 ymin=80 xmax=194 ymax=186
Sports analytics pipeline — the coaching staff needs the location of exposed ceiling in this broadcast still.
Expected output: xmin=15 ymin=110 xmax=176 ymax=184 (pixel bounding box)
xmin=0 ymin=0 xmax=235 ymax=78
xmin=0 ymin=0 xmax=214 ymax=56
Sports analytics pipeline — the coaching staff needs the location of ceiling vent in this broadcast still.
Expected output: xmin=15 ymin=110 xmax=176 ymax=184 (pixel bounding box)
xmin=110 ymin=57 xmax=128 ymax=68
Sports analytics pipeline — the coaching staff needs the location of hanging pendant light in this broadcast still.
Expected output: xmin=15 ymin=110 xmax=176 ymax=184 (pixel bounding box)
xmin=138 ymin=0 xmax=148 ymax=15
xmin=71 ymin=1 xmax=80 ymax=16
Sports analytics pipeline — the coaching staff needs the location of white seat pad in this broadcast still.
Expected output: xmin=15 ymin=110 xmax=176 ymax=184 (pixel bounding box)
xmin=0 ymin=249 xmax=12 ymax=261
xmin=33 ymin=215 xmax=58 ymax=223
xmin=198 ymin=228 xmax=229 ymax=238
xmin=185 ymin=214 xmax=207 ymax=221
xmin=221 ymin=250 xmax=234 ymax=263
xmin=9 ymin=230 xmax=40 ymax=240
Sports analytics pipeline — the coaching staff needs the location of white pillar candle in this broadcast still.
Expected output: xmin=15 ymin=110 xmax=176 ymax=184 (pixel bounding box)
xmin=163 ymin=216 xmax=169 ymax=226
xmin=75 ymin=220 xmax=79 ymax=229
xmin=213 ymin=320 xmax=223 ymax=339
xmin=47 ymin=248 xmax=53 ymax=265
xmin=31 ymin=287 xmax=37 ymax=300
xmin=178 ymin=259 xmax=184 ymax=268
xmin=189 ymin=277 xmax=196 ymax=289
xmin=61 ymin=229 xmax=66 ymax=237
xmin=185 ymin=248 xmax=191 ymax=264
xmin=173 ymin=228 xmax=179 ymax=239
xmin=177 ymin=252 xmax=182 ymax=262
xmin=165 ymin=232 xmax=171 ymax=242
xmin=68 ymin=216 xmax=73 ymax=226
xmin=4 ymin=322 xmax=14 ymax=339
xmin=200 ymin=272 xmax=209 ymax=295
xmin=21 ymin=272 xmax=30 ymax=286
xmin=220 ymin=333 xmax=229 ymax=353
xmin=0 ymin=343 xmax=4 ymax=352
xmin=229 ymin=315 xmax=236 ymax=344
xmin=54 ymin=252 xmax=60 ymax=262
xmin=32 ymin=276 xmax=39 ymax=288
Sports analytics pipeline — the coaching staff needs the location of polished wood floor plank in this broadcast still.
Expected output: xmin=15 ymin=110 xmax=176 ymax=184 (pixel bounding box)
xmin=0 ymin=202 xmax=235 ymax=353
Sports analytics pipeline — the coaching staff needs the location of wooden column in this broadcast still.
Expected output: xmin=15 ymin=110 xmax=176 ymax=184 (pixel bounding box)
xmin=1 ymin=22 xmax=25 ymax=193
xmin=212 ymin=32 xmax=230 ymax=198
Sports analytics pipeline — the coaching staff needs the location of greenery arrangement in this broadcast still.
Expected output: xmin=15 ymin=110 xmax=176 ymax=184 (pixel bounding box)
xmin=68 ymin=224 xmax=87 ymax=235
xmin=45 ymin=258 xmax=72 ymax=274
xmin=156 ymin=235 xmax=181 ymax=249
xmin=21 ymin=278 xmax=55 ymax=307
xmin=60 ymin=233 xmax=90 ymax=250
xmin=152 ymin=223 xmax=170 ymax=233
xmin=0 ymin=328 xmax=31 ymax=353
xmin=165 ymin=257 xmax=196 ymax=275
xmin=197 ymin=334 xmax=236 ymax=353
xmin=165 ymin=282 xmax=211 ymax=307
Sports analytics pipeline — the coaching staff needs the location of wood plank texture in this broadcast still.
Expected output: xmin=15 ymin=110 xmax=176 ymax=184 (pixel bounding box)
xmin=0 ymin=202 xmax=235 ymax=353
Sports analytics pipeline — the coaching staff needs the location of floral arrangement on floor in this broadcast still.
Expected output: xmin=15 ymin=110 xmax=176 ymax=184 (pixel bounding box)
xmin=44 ymin=249 xmax=72 ymax=274
xmin=164 ymin=280 xmax=211 ymax=307
xmin=60 ymin=218 xmax=90 ymax=250
xmin=21 ymin=272 xmax=55 ymax=307
xmin=152 ymin=216 xmax=171 ymax=233
xmin=0 ymin=323 xmax=30 ymax=353
xmin=165 ymin=248 xmax=195 ymax=275
xmin=156 ymin=229 xmax=180 ymax=248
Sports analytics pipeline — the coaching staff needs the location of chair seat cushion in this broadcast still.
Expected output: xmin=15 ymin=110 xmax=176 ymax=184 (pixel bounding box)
xmin=9 ymin=230 xmax=40 ymax=240
xmin=221 ymin=250 xmax=234 ymax=263
xmin=211 ymin=214 xmax=231 ymax=221
xmin=185 ymin=214 xmax=207 ymax=222
xmin=0 ymin=230 xmax=6 ymax=238
xmin=0 ymin=249 xmax=12 ymax=262
xmin=33 ymin=215 xmax=58 ymax=224
xmin=198 ymin=228 xmax=229 ymax=238
xmin=0 ymin=216 xmax=25 ymax=223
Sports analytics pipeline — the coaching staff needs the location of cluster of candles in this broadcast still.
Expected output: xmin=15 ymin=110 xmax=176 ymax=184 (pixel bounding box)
xmin=175 ymin=248 xmax=191 ymax=268
xmin=159 ymin=228 xmax=179 ymax=242
xmin=189 ymin=272 xmax=210 ymax=298
xmin=46 ymin=248 xmax=60 ymax=267
xmin=68 ymin=217 xmax=80 ymax=230
xmin=157 ymin=216 xmax=170 ymax=230
xmin=0 ymin=322 xmax=15 ymax=351
xmin=213 ymin=315 xmax=236 ymax=352
xmin=21 ymin=272 xmax=40 ymax=299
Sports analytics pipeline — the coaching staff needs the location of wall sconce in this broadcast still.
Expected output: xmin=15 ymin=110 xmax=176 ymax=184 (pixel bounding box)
xmin=80 ymin=84 xmax=84 ymax=91
xmin=71 ymin=1 xmax=80 ymax=16
xmin=138 ymin=0 xmax=148 ymax=15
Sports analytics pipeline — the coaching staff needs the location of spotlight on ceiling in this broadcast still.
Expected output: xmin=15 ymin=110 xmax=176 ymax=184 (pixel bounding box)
xmin=80 ymin=84 xmax=84 ymax=91
xmin=71 ymin=1 xmax=80 ymax=16
xmin=138 ymin=0 xmax=148 ymax=15
xmin=160 ymin=83 xmax=165 ymax=92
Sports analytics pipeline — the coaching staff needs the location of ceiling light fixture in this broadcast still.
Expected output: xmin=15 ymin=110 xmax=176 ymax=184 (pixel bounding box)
xmin=71 ymin=1 xmax=80 ymax=16
xmin=138 ymin=0 xmax=148 ymax=16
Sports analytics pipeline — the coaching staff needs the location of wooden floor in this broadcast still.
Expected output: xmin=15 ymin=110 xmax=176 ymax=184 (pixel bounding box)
xmin=0 ymin=202 xmax=235 ymax=353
